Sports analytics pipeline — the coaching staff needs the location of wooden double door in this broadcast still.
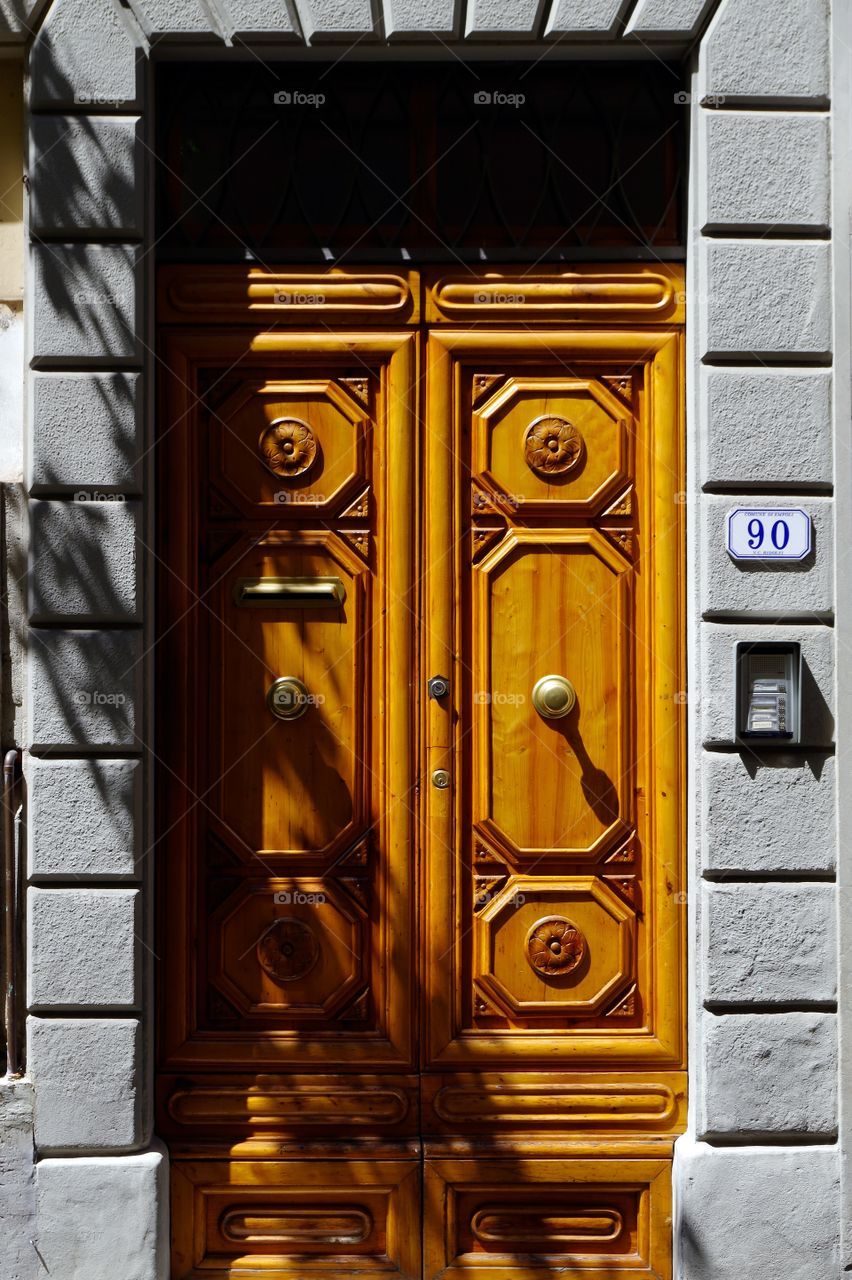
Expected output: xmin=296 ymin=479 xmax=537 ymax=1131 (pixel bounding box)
xmin=156 ymin=267 xmax=686 ymax=1279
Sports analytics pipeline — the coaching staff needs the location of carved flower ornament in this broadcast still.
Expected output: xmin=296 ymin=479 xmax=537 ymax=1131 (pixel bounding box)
xmin=525 ymin=915 xmax=587 ymax=976
xmin=524 ymin=414 xmax=584 ymax=477
xmin=258 ymin=416 xmax=318 ymax=478
xmin=256 ymin=917 xmax=319 ymax=983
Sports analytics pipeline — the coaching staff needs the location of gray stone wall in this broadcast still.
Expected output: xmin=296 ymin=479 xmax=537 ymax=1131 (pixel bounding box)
xmin=7 ymin=0 xmax=847 ymax=1276
xmin=678 ymin=1 xmax=842 ymax=1276
xmin=21 ymin=4 xmax=155 ymax=1273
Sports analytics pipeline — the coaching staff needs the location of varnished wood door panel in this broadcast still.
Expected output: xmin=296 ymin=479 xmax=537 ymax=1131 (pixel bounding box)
xmin=157 ymin=326 xmax=417 ymax=1071
xmin=475 ymin=529 xmax=631 ymax=861
xmin=423 ymin=1152 xmax=672 ymax=1280
xmin=423 ymin=328 xmax=684 ymax=1068
xmin=211 ymin=533 xmax=369 ymax=864
xmin=156 ymin=267 xmax=685 ymax=1280
xmin=172 ymin=1158 xmax=421 ymax=1279
xmin=421 ymin=1072 xmax=686 ymax=1138
xmin=157 ymin=1073 xmax=420 ymax=1154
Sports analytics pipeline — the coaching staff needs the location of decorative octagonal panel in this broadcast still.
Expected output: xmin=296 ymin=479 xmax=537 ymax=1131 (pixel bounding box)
xmin=210 ymin=879 xmax=367 ymax=1020
xmin=210 ymin=379 xmax=370 ymax=516
xmin=473 ymin=877 xmax=634 ymax=1019
xmin=472 ymin=377 xmax=631 ymax=517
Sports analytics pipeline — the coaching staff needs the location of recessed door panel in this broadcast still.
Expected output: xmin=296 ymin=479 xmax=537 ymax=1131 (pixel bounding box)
xmin=212 ymin=534 xmax=368 ymax=861
xmin=158 ymin=1073 xmax=420 ymax=1150
xmin=475 ymin=531 xmax=630 ymax=860
xmin=172 ymin=1158 xmax=421 ymax=1279
xmin=423 ymin=1155 xmax=672 ymax=1280
xmin=420 ymin=1072 xmax=686 ymax=1137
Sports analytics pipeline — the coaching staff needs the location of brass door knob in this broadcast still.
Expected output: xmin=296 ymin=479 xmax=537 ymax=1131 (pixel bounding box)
xmin=532 ymin=674 xmax=576 ymax=720
xmin=267 ymin=676 xmax=311 ymax=721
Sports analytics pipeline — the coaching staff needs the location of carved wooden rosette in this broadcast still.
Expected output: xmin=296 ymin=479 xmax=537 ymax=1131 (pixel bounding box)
xmin=523 ymin=414 xmax=585 ymax=477
xmin=259 ymin=416 xmax=318 ymax=478
xmin=525 ymin=916 xmax=587 ymax=976
xmin=256 ymin=918 xmax=320 ymax=983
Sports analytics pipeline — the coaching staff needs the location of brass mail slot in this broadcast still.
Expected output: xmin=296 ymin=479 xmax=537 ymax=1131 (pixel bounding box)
xmin=234 ymin=577 xmax=346 ymax=608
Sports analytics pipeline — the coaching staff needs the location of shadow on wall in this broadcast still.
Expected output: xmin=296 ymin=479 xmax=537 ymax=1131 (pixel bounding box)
xmin=740 ymin=746 xmax=831 ymax=782
xmin=678 ymin=1213 xmax=705 ymax=1277
xmin=23 ymin=38 xmax=143 ymax=758
xmin=1 ymin=50 xmax=147 ymax=1075
xmin=736 ymin=653 xmax=833 ymax=774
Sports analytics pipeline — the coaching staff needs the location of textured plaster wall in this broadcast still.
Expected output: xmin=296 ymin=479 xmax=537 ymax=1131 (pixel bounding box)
xmin=677 ymin=0 xmax=843 ymax=1276
xmin=10 ymin=0 xmax=848 ymax=1276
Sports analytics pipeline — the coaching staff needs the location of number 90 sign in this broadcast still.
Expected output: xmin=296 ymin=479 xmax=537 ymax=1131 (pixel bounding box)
xmin=726 ymin=508 xmax=812 ymax=561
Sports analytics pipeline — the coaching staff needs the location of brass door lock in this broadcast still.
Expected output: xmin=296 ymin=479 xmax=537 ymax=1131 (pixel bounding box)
xmin=267 ymin=676 xmax=311 ymax=721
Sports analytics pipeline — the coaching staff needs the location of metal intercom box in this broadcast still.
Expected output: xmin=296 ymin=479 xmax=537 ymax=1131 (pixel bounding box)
xmin=735 ymin=641 xmax=802 ymax=746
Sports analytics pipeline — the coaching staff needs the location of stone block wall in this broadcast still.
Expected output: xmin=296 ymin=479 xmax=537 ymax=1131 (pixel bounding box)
xmin=24 ymin=6 xmax=156 ymax=1269
xmin=678 ymin=0 xmax=843 ymax=1275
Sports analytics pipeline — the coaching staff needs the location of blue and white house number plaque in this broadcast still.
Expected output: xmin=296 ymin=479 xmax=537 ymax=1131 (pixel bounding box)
xmin=726 ymin=508 xmax=812 ymax=561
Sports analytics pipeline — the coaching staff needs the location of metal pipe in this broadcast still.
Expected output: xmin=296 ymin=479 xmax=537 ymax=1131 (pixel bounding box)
xmin=3 ymin=748 xmax=20 ymax=1077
